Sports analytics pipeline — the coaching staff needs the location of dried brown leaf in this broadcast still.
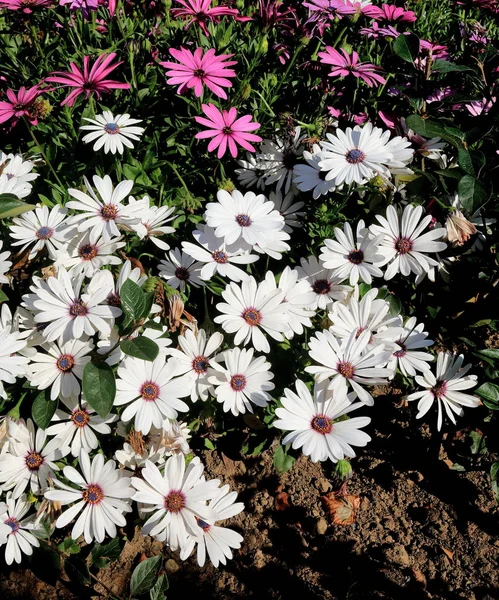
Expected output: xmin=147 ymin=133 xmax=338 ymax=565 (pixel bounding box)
xmin=275 ymin=491 xmax=291 ymax=512
xmin=441 ymin=547 xmax=454 ymax=561
xmin=321 ymin=492 xmax=361 ymax=525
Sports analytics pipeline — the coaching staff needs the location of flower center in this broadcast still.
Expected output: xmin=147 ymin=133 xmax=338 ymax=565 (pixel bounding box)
xmin=222 ymin=126 xmax=233 ymax=135
xmin=83 ymin=483 xmax=104 ymax=505
xmin=431 ymin=380 xmax=447 ymax=399
xmin=69 ymin=301 xmax=88 ymax=317
xmin=71 ymin=409 xmax=90 ymax=428
xmin=4 ymin=517 xmax=20 ymax=534
xmin=192 ymin=355 xmax=209 ymax=374
xmin=196 ymin=517 xmax=211 ymax=532
xmin=56 ymin=354 xmax=75 ymax=373
xmin=394 ymin=237 xmax=413 ymax=254
xmin=230 ymin=374 xmax=246 ymax=391
xmin=311 ymin=415 xmax=333 ymax=435
xmin=78 ymin=243 xmax=99 ymax=261
xmin=104 ymin=122 xmax=120 ymax=134
xmin=337 ymin=361 xmax=355 ymax=379
xmin=193 ymin=68 xmax=206 ymax=78
xmin=212 ymin=250 xmax=229 ymax=264
xmin=393 ymin=342 xmax=407 ymax=358
xmin=164 ymin=490 xmax=186 ymax=513
xmin=175 ymin=267 xmax=190 ymax=281
xmin=347 ymin=249 xmax=364 ymax=264
xmin=140 ymin=381 xmax=160 ymax=401
xmin=100 ymin=204 xmax=118 ymax=221
xmin=235 ymin=214 xmax=252 ymax=227
xmin=107 ymin=292 xmax=121 ymax=307
xmin=25 ymin=450 xmax=44 ymax=471
xmin=282 ymin=149 xmax=298 ymax=170
xmin=345 ymin=149 xmax=366 ymax=164
xmin=312 ymin=279 xmax=332 ymax=295
xmin=242 ymin=307 xmax=261 ymax=326
xmin=36 ymin=226 xmax=53 ymax=240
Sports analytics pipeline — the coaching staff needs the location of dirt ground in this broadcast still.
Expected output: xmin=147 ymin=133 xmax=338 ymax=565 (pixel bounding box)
xmin=1 ymin=391 xmax=498 ymax=600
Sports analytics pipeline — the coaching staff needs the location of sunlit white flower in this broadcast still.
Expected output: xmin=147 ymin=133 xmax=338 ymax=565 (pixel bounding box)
xmin=55 ymin=230 xmax=124 ymax=277
xmin=274 ymin=379 xmax=371 ymax=463
xmin=0 ymin=174 xmax=25 ymax=198
xmin=0 ymin=240 xmax=12 ymax=285
xmin=80 ymin=111 xmax=144 ymax=154
xmin=0 ymin=326 xmax=29 ymax=399
xmin=208 ymin=347 xmax=275 ymax=416
xmin=158 ymin=248 xmax=204 ymax=292
xmin=131 ymin=196 xmax=176 ymax=251
xmin=252 ymin=228 xmax=291 ymax=260
xmin=296 ymin=255 xmax=351 ymax=310
xmin=0 ymin=493 xmax=43 ymax=565
xmin=387 ymin=316 xmax=434 ymax=378
xmin=258 ymin=127 xmax=307 ymax=193
xmin=293 ymin=144 xmax=337 ymax=198
xmin=0 ymin=152 xmax=38 ymax=198
xmin=268 ymin=189 xmax=305 ymax=232
xmin=383 ymin=135 xmax=414 ymax=174
xmin=45 ymin=450 xmax=134 ymax=543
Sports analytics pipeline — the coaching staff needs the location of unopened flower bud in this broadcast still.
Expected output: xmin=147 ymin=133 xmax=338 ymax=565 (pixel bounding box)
xmin=334 ymin=459 xmax=352 ymax=480
xmin=259 ymin=35 xmax=269 ymax=55
xmin=240 ymin=83 xmax=252 ymax=100
xmin=143 ymin=276 xmax=159 ymax=293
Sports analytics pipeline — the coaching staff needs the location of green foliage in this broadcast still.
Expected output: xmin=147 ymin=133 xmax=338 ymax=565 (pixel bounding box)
xmin=82 ymin=362 xmax=116 ymax=418
xmin=130 ymin=556 xmax=163 ymax=597
xmin=32 ymin=390 xmax=57 ymax=430
xmin=273 ymin=443 xmax=296 ymax=474
xmin=120 ymin=337 xmax=160 ymax=361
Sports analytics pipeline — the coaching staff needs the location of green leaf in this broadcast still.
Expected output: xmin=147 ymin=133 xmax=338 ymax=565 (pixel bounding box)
xmin=0 ymin=289 xmax=8 ymax=303
xmin=475 ymin=382 xmax=499 ymax=410
xmin=30 ymin=543 xmax=61 ymax=586
xmin=65 ymin=556 xmax=91 ymax=586
xmin=393 ymin=33 xmax=420 ymax=62
xmin=405 ymin=115 xmax=465 ymax=148
xmin=431 ymin=60 xmax=473 ymax=73
xmin=82 ymin=362 xmax=116 ymax=418
xmin=91 ymin=537 xmax=123 ymax=569
xmin=130 ymin=556 xmax=162 ymax=597
xmin=120 ymin=279 xmax=147 ymax=323
xmin=0 ymin=194 xmax=35 ymax=219
xmin=474 ymin=349 xmax=499 ymax=364
xmin=32 ymin=390 xmax=58 ymax=430
xmin=120 ymin=337 xmax=159 ymax=362
xmin=150 ymin=574 xmax=169 ymax=600
xmin=491 ymin=462 xmax=499 ymax=502
xmin=273 ymin=443 xmax=295 ymax=474
xmin=457 ymin=175 xmax=488 ymax=213
xmin=469 ymin=431 xmax=487 ymax=455
xmin=457 ymin=148 xmax=474 ymax=176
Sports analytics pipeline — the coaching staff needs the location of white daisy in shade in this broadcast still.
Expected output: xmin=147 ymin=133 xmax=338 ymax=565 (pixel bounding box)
xmin=0 ymin=493 xmax=43 ymax=565
xmin=305 ymin=329 xmax=393 ymax=406
xmin=319 ymin=220 xmax=384 ymax=285
xmin=386 ymin=316 xmax=434 ymax=378
xmin=168 ymin=329 xmax=223 ymax=402
xmin=0 ymin=152 xmax=38 ymax=198
xmin=268 ymin=189 xmax=305 ymax=233
xmin=9 ymin=204 xmax=70 ymax=261
xmin=204 ymin=189 xmax=285 ymax=248
xmin=80 ymin=111 xmax=144 ymax=155
xmin=370 ymin=204 xmax=447 ymax=280
xmin=0 ymin=325 xmax=29 ymax=399
xmin=296 ymin=255 xmax=351 ymax=310
xmin=251 ymin=228 xmax=291 ymax=261
xmin=130 ymin=196 xmax=176 ymax=251
xmin=293 ymin=143 xmax=337 ymax=199
xmin=114 ymin=356 xmax=190 ymax=434
xmin=274 ymin=379 xmax=371 ymax=464
xmin=0 ymin=240 xmax=12 ymax=285
xmin=28 ymin=338 xmax=93 ymax=402
xmin=44 ymin=450 xmax=134 ymax=544
xmin=261 ymin=268 xmax=316 ymax=338
xmin=67 ymin=174 xmax=148 ymax=242
xmin=407 ymin=352 xmax=479 ymax=431
xmin=182 ymin=225 xmax=259 ymax=283
xmin=258 ymin=127 xmax=307 ymax=193
xmin=208 ymin=347 xmax=275 ymax=416
xmin=158 ymin=248 xmax=204 ymax=293
xmin=131 ymin=455 xmax=220 ymax=551
xmin=384 ymin=135 xmax=414 ymax=175
xmin=319 ymin=123 xmax=393 ymax=186
xmin=180 ymin=484 xmax=244 ymax=568
xmin=29 ymin=268 xmax=121 ymax=343
xmin=214 ymin=276 xmax=289 ymax=354
xmin=0 ymin=419 xmax=69 ymax=499
xmin=46 ymin=398 xmax=117 ymax=457
xmin=234 ymin=152 xmax=267 ymax=190
xmin=0 ymin=174 xmax=26 ymax=198
xmin=148 ymin=419 xmax=192 ymax=462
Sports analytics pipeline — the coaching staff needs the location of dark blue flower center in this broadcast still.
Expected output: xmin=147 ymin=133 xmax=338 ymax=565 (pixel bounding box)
xmin=192 ymin=356 xmax=209 ymax=374
xmin=56 ymin=354 xmax=74 ymax=372
xmin=83 ymin=484 xmax=103 ymax=505
xmin=236 ymin=214 xmax=252 ymax=227
xmin=242 ymin=308 xmax=261 ymax=326
xmin=212 ymin=250 xmax=229 ymax=264
xmin=5 ymin=517 xmax=20 ymax=534
xmin=311 ymin=415 xmax=333 ymax=435
xmin=345 ymin=149 xmax=365 ymax=164
xmin=230 ymin=374 xmax=246 ymax=391
xmin=25 ymin=450 xmax=44 ymax=471
xmin=71 ymin=409 xmax=90 ymax=428
xmin=141 ymin=382 xmax=159 ymax=401
xmin=104 ymin=122 xmax=120 ymax=134
xmin=348 ymin=249 xmax=364 ymax=264
xmin=36 ymin=226 xmax=53 ymax=240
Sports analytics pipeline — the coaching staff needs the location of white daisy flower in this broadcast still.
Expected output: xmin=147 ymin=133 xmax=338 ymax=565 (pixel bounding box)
xmin=268 ymin=189 xmax=305 ymax=233
xmin=208 ymin=347 xmax=275 ymax=416
xmin=296 ymin=255 xmax=351 ymax=310
xmin=258 ymin=127 xmax=307 ymax=193
xmin=180 ymin=484 xmax=244 ymax=568
xmin=293 ymin=144 xmax=338 ymax=199
xmin=114 ymin=441 xmax=161 ymax=472
xmin=28 ymin=268 xmax=121 ymax=343
xmin=387 ymin=316 xmax=434 ymax=378
xmin=87 ymin=260 xmax=147 ymax=312
xmin=252 ymin=228 xmax=291 ymax=260
xmin=168 ymin=329 xmax=223 ymax=402
xmin=67 ymin=174 xmax=148 ymax=242
xmin=234 ymin=152 xmax=267 ymax=190
xmin=46 ymin=398 xmax=117 ymax=457
xmin=115 ymin=356 xmax=190 ymax=434
xmin=0 ymin=152 xmax=38 ymax=198
xmin=0 ymin=173 xmax=26 ymax=198
xmin=0 ymin=326 xmax=29 ymax=399
xmin=0 ymin=419 xmax=69 ymax=499
xmin=319 ymin=220 xmax=384 ymax=285
xmin=0 ymin=240 xmax=12 ymax=285
xmin=44 ymin=450 xmax=134 ymax=544
xmin=370 ymin=204 xmax=447 ymax=280
xmin=28 ymin=338 xmax=93 ymax=402
xmin=274 ymin=379 xmax=371 ymax=463
xmin=158 ymin=248 xmax=204 ymax=292
xmin=0 ymin=493 xmax=43 ymax=565
xmin=182 ymin=225 xmax=258 ymax=283
xmin=305 ymin=329 xmax=393 ymax=406
xmin=131 ymin=455 xmax=220 ymax=551
xmin=407 ymin=352 xmax=479 ymax=430
xmin=319 ymin=123 xmax=393 ymax=186
xmin=204 ymin=189 xmax=285 ymax=248
xmin=130 ymin=196 xmax=176 ymax=251
xmin=80 ymin=111 xmax=145 ymax=155
xmin=9 ymin=204 xmax=70 ymax=261
xmin=383 ymin=135 xmax=414 ymax=175
xmin=214 ymin=276 xmax=289 ymax=354
xmin=148 ymin=419 xmax=192 ymax=461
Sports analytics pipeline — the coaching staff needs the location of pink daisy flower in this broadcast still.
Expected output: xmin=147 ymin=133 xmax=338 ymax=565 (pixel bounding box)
xmin=45 ymin=53 xmax=130 ymax=107
xmin=194 ymin=103 xmax=262 ymax=159
xmin=0 ymin=85 xmax=43 ymax=127
xmin=171 ymin=0 xmax=250 ymax=37
xmin=0 ymin=0 xmax=53 ymax=12
xmin=318 ymin=47 xmax=386 ymax=88
xmin=160 ymin=47 xmax=237 ymax=100
xmin=363 ymin=4 xmax=417 ymax=21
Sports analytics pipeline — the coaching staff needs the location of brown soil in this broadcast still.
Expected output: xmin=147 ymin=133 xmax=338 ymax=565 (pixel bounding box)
xmin=1 ymin=395 xmax=499 ymax=600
